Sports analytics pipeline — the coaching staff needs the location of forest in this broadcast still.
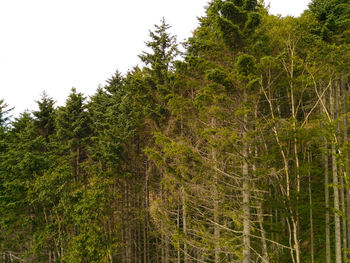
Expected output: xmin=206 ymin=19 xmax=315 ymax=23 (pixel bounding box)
xmin=1 ymin=0 xmax=350 ymax=262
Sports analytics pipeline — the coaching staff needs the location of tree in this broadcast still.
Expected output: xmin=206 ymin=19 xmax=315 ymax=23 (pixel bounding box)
xmin=139 ymin=17 xmax=179 ymax=87
xmin=33 ymin=92 xmax=56 ymax=142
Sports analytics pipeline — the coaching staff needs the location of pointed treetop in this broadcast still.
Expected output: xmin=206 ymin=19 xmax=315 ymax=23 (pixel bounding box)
xmin=0 ymin=99 xmax=13 ymax=128
xmin=139 ymin=17 xmax=179 ymax=85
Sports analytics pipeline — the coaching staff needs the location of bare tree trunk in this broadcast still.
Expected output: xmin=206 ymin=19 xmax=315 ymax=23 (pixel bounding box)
xmin=242 ymin=165 xmax=250 ymax=263
xmin=321 ymin=88 xmax=331 ymax=263
xmin=288 ymin=42 xmax=300 ymax=263
xmin=340 ymin=172 xmax=347 ymax=262
xmin=165 ymin=234 xmax=169 ymax=263
xmin=160 ymin=189 xmax=165 ymax=263
xmin=213 ymin=178 xmax=220 ymax=263
xmin=143 ymin=210 xmax=147 ymax=263
xmin=122 ymin=182 xmax=127 ymax=263
xmin=242 ymin=89 xmax=251 ymax=263
xmin=324 ymin=138 xmax=331 ymax=263
xmin=182 ymin=187 xmax=188 ymax=263
xmin=330 ymin=85 xmax=342 ymax=263
xmin=308 ymin=152 xmax=314 ymax=263
xmin=261 ymin=75 xmax=295 ymax=263
xmin=210 ymin=118 xmax=221 ymax=263
xmin=144 ymin=162 xmax=150 ymax=263
xmin=343 ymin=89 xmax=350 ymax=253
xmin=138 ymin=195 xmax=142 ymax=263
xmin=177 ymin=201 xmax=181 ymax=263
xmin=257 ymin=201 xmax=269 ymax=263
xmin=336 ymin=82 xmax=348 ymax=263
xmin=128 ymin=185 xmax=133 ymax=263
xmin=253 ymin=103 xmax=269 ymax=263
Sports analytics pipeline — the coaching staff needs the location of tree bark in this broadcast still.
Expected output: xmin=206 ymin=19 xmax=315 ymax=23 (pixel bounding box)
xmin=242 ymin=90 xmax=251 ymax=263
xmin=343 ymin=89 xmax=350 ymax=253
xmin=324 ymin=138 xmax=331 ymax=263
xmin=330 ymin=85 xmax=342 ymax=263
xmin=338 ymin=83 xmax=348 ymax=262
xmin=287 ymin=40 xmax=300 ymax=263
xmin=321 ymin=87 xmax=331 ymax=263
xmin=308 ymin=152 xmax=314 ymax=263
xmin=257 ymin=201 xmax=269 ymax=263
xmin=181 ymin=187 xmax=188 ymax=263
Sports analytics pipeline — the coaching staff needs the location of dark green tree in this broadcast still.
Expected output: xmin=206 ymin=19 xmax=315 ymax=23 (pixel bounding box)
xmin=33 ymin=92 xmax=56 ymax=142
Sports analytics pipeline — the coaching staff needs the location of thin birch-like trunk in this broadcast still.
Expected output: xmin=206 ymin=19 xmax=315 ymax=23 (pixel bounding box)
xmin=257 ymin=201 xmax=269 ymax=263
xmin=308 ymin=152 xmax=314 ymax=263
xmin=286 ymin=38 xmax=300 ymax=263
xmin=324 ymin=138 xmax=331 ymax=263
xmin=330 ymin=85 xmax=342 ymax=263
xmin=242 ymin=89 xmax=251 ymax=263
xmin=214 ymin=174 xmax=220 ymax=263
xmin=253 ymin=103 xmax=269 ymax=263
xmin=337 ymin=83 xmax=348 ymax=262
xmin=343 ymin=89 xmax=350 ymax=252
xmin=182 ymin=187 xmax=188 ymax=263
xmin=211 ymin=118 xmax=220 ymax=263
xmin=177 ymin=199 xmax=181 ymax=263
xmin=261 ymin=75 xmax=295 ymax=263
xmin=321 ymin=87 xmax=331 ymax=263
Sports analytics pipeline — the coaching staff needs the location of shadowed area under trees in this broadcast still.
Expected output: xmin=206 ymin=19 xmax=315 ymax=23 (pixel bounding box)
xmin=2 ymin=0 xmax=350 ymax=262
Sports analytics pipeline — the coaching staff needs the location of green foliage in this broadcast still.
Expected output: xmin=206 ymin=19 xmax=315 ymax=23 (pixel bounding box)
xmin=244 ymin=12 xmax=261 ymax=32
xmin=236 ymin=53 xmax=256 ymax=76
xmin=309 ymin=0 xmax=350 ymax=42
xmin=0 ymin=99 xmax=13 ymax=129
xmin=233 ymin=0 xmax=244 ymax=7
xmin=139 ymin=17 xmax=179 ymax=87
xmin=33 ymin=92 xmax=56 ymax=140
xmin=244 ymin=0 xmax=258 ymax=11
xmin=221 ymin=1 xmax=246 ymax=24
xmin=2 ymin=1 xmax=350 ymax=263
xmin=218 ymin=17 xmax=243 ymax=47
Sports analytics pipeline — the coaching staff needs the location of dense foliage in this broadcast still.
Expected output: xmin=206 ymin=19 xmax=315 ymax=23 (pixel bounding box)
xmin=1 ymin=0 xmax=350 ymax=262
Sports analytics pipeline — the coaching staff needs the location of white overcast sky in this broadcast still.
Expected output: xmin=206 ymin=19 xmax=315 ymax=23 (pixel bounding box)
xmin=0 ymin=0 xmax=311 ymax=116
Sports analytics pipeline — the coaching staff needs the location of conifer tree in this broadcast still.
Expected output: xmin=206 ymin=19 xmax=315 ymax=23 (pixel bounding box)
xmin=33 ymin=92 xmax=56 ymax=142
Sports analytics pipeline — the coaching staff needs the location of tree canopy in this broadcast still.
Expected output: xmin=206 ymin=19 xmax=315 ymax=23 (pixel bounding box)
xmin=1 ymin=1 xmax=350 ymax=262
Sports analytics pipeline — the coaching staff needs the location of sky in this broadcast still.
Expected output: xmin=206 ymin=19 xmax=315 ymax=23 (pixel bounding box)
xmin=0 ymin=0 xmax=311 ymax=116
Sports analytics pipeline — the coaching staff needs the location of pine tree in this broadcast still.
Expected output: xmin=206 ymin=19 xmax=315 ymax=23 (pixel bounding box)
xmin=33 ymin=92 xmax=56 ymax=142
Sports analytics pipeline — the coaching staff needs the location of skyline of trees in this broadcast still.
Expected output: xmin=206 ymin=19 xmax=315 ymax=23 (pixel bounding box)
xmin=2 ymin=0 xmax=350 ymax=262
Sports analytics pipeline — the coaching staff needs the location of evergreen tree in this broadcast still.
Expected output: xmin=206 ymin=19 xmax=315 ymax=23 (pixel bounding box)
xmin=33 ymin=92 xmax=56 ymax=142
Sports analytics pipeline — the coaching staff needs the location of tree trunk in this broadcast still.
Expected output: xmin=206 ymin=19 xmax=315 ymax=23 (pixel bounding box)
xmin=340 ymin=172 xmax=347 ymax=262
xmin=214 ymin=175 xmax=220 ymax=263
xmin=257 ymin=201 xmax=269 ymax=263
xmin=242 ymin=90 xmax=251 ymax=263
xmin=336 ymin=82 xmax=348 ymax=263
xmin=321 ymin=87 xmax=331 ymax=263
xmin=144 ymin=162 xmax=150 ymax=263
xmin=253 ymin=122 xmax=269 ymax=263
xmin=289 ymin=44 xmax=300 ymax=263
xmin=177 ymin=201 xmax=181 ymax=263
xmin=308 ymin=152 xmax=314 ymax=263
xmin=324 ymin=138 xmax=331 ymax=263
xmin=211 ymin=117 xmax=221 ymax=263
xmin=330 ymin=85 xmax=342 ymax=263
xmin=181 ymin=187 xmax=188 ymax=263
xmin=343 ymin=89 xmax=350 ymax=253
